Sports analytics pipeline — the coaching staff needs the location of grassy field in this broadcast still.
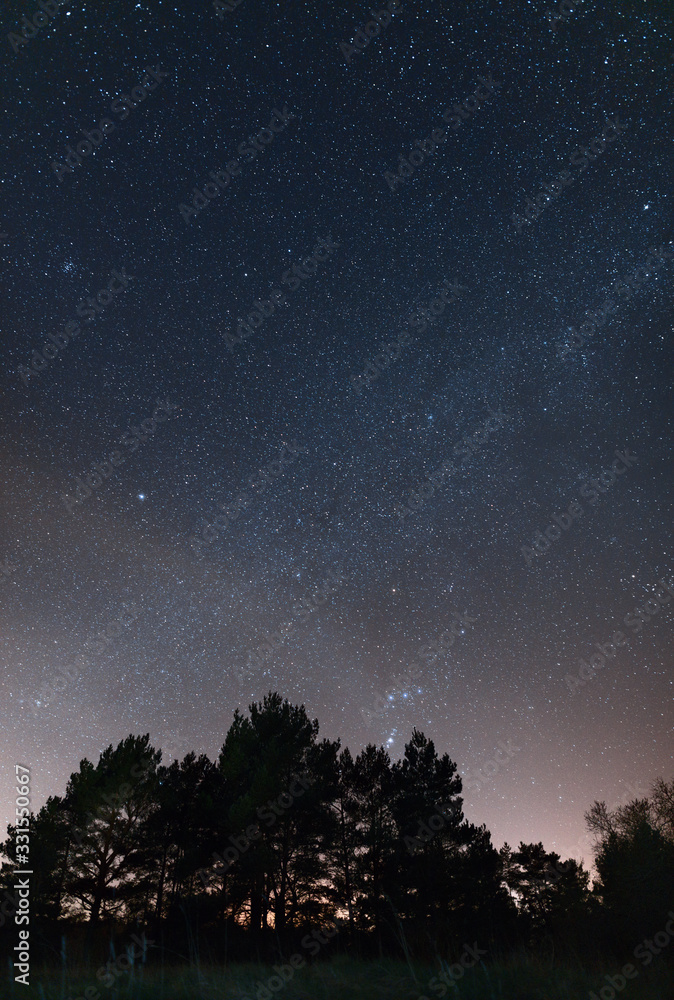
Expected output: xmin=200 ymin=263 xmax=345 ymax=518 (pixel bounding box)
xmin=10 ymin=955 xmax=673 ymax=1000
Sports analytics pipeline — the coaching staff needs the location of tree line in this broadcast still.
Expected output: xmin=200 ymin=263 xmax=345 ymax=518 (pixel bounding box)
xmin=1 ymin=692 xmax=672 ymax=964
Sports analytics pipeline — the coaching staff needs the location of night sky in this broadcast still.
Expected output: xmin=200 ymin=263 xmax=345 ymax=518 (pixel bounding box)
xmin=1 ymin=0 xmax=672 ymax=870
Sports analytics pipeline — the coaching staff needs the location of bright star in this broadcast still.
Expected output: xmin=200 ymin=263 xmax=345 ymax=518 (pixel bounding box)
xmin=138 ymin=494 xmax=145 ymax=500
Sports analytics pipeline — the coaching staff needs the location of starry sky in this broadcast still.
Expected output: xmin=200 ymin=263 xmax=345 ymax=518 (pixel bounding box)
xmin=1 ymin=0 xmax=672 ymax=870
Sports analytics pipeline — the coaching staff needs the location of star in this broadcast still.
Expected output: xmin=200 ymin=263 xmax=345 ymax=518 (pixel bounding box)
xmin=1 ymin=0 xmax=670 ymax=895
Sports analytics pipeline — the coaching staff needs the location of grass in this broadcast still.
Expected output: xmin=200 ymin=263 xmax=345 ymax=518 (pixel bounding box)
xmin=9 ymin=954 xmax=674 ymax=1000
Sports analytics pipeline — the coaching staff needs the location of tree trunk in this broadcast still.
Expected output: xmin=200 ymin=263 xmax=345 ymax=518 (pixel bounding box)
xmin=155 ymin=842 xmax=168 ymax=918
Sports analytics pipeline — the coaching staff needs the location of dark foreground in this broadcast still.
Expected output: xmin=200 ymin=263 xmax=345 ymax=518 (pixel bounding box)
xmin=9 ymin=956 xmax=674 ymax=1000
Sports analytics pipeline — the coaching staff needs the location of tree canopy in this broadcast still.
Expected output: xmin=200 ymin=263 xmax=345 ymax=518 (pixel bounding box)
xmin=2 ymin=693 xmax=670 ymax=965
